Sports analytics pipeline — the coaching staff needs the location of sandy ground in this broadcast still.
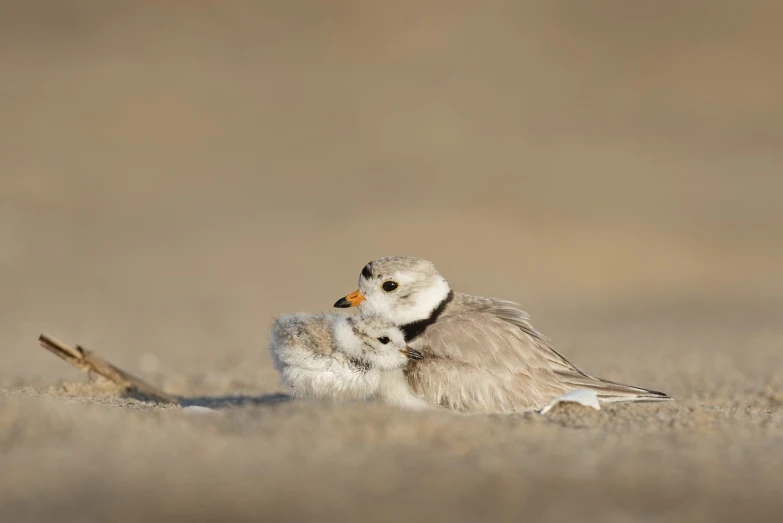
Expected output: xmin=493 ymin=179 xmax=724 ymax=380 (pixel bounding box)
xmin=2 ymin=2 xmax=783 ymax=522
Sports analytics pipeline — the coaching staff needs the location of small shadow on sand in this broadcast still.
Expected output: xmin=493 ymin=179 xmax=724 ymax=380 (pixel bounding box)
xmin=177 ymin=393 xmax=292 ymax=409
xmin=117 ymin=388 xmax=292 ymax=409
xmin=106 ymin=385 xmax=292 ymax=410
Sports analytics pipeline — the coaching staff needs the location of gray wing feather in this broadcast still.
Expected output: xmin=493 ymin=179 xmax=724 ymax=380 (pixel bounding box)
xmin=406 ymin=294 xmax=670 ymax=412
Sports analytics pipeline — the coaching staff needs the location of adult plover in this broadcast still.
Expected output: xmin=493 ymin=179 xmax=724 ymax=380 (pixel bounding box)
xmin=334 ymin=256 xmax=671 ymax=413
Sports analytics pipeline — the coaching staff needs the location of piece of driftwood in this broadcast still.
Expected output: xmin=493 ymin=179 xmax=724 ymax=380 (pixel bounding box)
xmin=38 ymin=333 xmax=179 ymax=405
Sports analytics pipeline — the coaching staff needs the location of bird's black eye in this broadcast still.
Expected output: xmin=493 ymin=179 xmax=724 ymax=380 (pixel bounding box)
xmin=382 ymin=281 xmax=398 ymax=292
xmin=378 ymin=336 xmax=391 ymax=345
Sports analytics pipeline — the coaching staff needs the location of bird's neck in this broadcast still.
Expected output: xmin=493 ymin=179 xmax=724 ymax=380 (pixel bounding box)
xmin=400 ymin=290 xmax=454 ymax=342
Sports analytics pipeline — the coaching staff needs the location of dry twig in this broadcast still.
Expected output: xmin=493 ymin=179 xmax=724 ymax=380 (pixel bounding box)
xmin=37 ymin=333 xmax=179 ymax=405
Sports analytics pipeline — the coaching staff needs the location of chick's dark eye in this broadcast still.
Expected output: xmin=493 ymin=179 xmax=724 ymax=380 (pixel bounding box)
xmin=382 ymin=281 xmax=398 ymax=292
xmin=378 ymin=336 xmax=391 ymax=345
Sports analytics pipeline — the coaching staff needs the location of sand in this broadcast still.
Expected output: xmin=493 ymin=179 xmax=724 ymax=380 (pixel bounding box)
xmin=2 ymin=2 xmax=782 ymax=522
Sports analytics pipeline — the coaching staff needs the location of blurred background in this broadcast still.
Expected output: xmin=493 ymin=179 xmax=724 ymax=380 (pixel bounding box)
xmin=1 ymin=0 xmax=782 ymax=385
xmin=2 ymin=2 xmax=783 ymax=522
xmin=2 ymin=0 xmax=781 ymax=387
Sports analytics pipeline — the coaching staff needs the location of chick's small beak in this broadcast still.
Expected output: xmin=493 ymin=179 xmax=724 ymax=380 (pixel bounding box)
xmin=334 ymin=289 xmax=365 ymax=308
xmin=401 ymin=347 xmax=423 ymax=360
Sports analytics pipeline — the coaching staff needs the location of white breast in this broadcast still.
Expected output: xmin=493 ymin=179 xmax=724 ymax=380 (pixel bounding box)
xmin=373 ymin=370 xmax=431 ymax=410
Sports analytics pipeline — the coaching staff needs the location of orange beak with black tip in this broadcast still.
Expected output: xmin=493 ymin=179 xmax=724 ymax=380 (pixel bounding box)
xmin=334 ymin=289 xmax=365 ymax=308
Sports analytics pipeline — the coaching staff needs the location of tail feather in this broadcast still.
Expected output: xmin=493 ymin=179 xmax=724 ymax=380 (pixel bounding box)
xmin=559 ymin=372 xmax=672 ymax=403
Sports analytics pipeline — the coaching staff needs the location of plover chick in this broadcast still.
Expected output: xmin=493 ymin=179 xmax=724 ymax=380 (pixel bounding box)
xmin=334 ymin=256 xmax=671 ymax=413
xmin=269 ymin=313 xmax=428 ymax=409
